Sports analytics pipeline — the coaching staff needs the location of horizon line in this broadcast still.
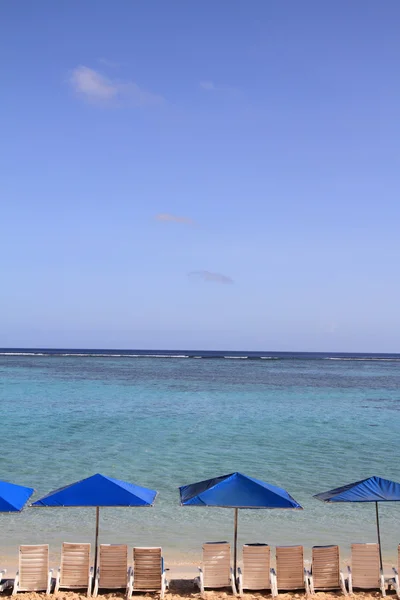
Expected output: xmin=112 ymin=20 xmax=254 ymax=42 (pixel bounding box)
xmin=0 ymin=347 xmax=399 ymax=356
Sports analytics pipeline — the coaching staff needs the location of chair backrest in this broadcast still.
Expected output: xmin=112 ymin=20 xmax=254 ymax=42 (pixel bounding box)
xmin=19 ymin=545 xmax=49 ymax=591
xmin=203 ymin=542 xmax=231 ymax=588
xmin=133 ymin=547 xmax=162 ymax=591
xmin=351 ymin=543 xmax=380 ymax=589
xmin=311 ymin=545 xmax=340 ymax=589
xmin=276 ymin=545 xmax=305 ymax=590
xmin=242 ymin=544 xmax=270 ymax=590
xmin=60 ymin=543 xmax=91 ymax=588
xmin=99 ymin=544 xmax=128 ymax=589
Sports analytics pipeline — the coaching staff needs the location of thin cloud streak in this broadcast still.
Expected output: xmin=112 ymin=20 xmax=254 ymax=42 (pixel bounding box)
xmin=98 ymin=58 xmax=120 ymax=69
xmin=155 ymin=213 xmax=194 ymax=225
xmin=189 ymin=271 xmax=234 ymax=284
xmin=70 ymin=66 xmax=116 ymax=101
xmin=69 ymin=66 xmax=163 ymax=107
xmin=199 ymin=80 xmax=239 ymax=94
xmin=199 ymin=80 xmax=216 ymax=90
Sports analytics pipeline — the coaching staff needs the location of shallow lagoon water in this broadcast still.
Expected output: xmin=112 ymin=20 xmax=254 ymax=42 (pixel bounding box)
xmin=0 ymin=351 xmax=399 ymax=566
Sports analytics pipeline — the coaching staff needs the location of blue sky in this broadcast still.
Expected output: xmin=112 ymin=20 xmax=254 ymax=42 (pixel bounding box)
xmin=1 ymin=1 xmax=400 ymax=351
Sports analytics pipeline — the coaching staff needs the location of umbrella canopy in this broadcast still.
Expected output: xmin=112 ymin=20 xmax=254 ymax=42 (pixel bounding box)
xmin=32 ymin=473 xmax=157 ymax=572
xmin=180 ymin=472 xmax=302 ymax=508
xmin=314 ymin=476 xmax=400 ymax=503
xmin=314 ymin=475 xmax=400 ymax=569
xmin=32 ymin=473 xmax=157 ymax=507
xmin=180 ymin=472 xmax=302 ymax=575
xmin=0 ymin=480 xmax=34 ymax=512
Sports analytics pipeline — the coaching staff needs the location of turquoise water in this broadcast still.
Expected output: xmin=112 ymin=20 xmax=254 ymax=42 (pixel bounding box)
xmin=1 ymin=352 xmax=400 ymax=567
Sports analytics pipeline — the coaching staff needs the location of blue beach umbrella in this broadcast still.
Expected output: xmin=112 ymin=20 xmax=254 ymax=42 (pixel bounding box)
xmin=32 ymin=473 xmax=157 ymax=572
xmin=0 ymin=480 xmax=34 ymax=512
xmin=314 ymin=475 xmax=400 ymax=570
xmin=179 ymin=472 xmax=302 ymax=575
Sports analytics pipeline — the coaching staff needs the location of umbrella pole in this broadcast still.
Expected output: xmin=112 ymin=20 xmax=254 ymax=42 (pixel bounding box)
xmin=375 ymin=502 xmax=383 ymax=571
xmin=233 ymin=508 xmax=238 ymax=578
xmin=94 ymin=506 xmax=100 ymax=575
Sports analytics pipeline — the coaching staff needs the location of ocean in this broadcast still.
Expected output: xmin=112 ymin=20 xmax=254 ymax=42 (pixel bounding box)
xmin=0 ymin=349 xmax=399 ymax=568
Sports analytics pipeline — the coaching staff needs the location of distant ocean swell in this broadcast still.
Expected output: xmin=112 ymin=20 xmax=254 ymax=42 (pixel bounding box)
xmin=324 ymin=357 xmax=400 ymax=362
xmin=0 ymin=351 xmax=399 ymax=362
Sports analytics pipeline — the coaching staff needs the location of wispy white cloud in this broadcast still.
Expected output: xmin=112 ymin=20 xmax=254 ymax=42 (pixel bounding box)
xmin=98 ymin=58 xmax=120 ymax=69
xmin=189 ymin=270 xmax=234 ymax=284
xmin=199 ymin=80 xmax=239 ymax=94
xmin=155 ymin=213 xmax=194 ymax=225
xmin=199 ymin=80 xmax=216 ymax=91
xmin=69 ymin=66 xmax=163 ymax=107
xmin=70 ymin=66 xmax=117 ymax=101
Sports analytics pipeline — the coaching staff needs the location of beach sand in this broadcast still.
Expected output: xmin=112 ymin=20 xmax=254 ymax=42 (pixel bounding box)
xmin=0 ymin=583 xmax=391 ymax=600
xmin=0 ymin=554 xmax=395 ymax=600
xmin=0 ymin=568 xmax=395 ymax=600
xmin=1 ymin=564 xmax=396 ymax=600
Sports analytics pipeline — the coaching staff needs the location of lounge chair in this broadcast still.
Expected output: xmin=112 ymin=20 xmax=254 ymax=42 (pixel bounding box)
xmin=273 ymin=545 xmax=308 ymax=594
xmin=238 ymin=543 xmax=275 ymax=596
xmin=347 ymin=543 xmax=385 ymax=595
xmin=12 ymin=544 xmax=53 ymax=594
xmin=93 ymin=544 xmax=129 ymax=597
xmin=307 ymin=545 xmax=346 ymax=595
xmin=195 ymin=542 xmax=236 ymax=596
xmin=128 ymin=547 xmax=168 ymax=599
xmin=389 ymin=544 xmax=400 ymax=598
xmin=55 ymin=543 xmax=93 ymax=596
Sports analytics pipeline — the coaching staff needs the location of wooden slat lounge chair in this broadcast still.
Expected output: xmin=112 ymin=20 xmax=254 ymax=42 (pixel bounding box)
xmin=12 ymin=544 xmax=53 ymax=595
xmin=273 ymin=545 xmax=308 ymax=594
xmin=55 ymin=543 xmax=93 ymax=596
xmin=389 ymin=544 xmax=400 ymax=598
xmin=195 ymin=542 xmax=237 ymax=596
xmin=238 ymin=543 xmax=274 ymax=596
xmin=347 ymin=543 xmax=385 ymax=595
xmin=128 ymin=547 xmax=168 ymax=599
xmin=93 ymin=544 xmax=129 ymax=597
xmin=307 ymin=545 xmax=346 ymax=595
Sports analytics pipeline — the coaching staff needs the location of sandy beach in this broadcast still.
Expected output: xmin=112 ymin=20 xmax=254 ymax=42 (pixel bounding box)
xmin=1 ymin=556 xmax=397 ymax=600
xmin=0 ymin=583 xmax=392 ymax=600
xmin=0 ymin=563 xmax=396 ymax=600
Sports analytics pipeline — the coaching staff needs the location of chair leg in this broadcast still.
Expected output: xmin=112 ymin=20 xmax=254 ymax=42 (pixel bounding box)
xmin=347 ymin=566 xmax=353 ymax=595
xmin=230 ymin=568 xmax=237 ymax=596
xmin=380 ymin=572 xmax=386 ymax=597
xmin=127 ymin=567 xmax=133 ymax=599
xmin=237 ymin=569 xmax=243 ymax=597
xmin=12 ymin=572 xmax=19 ymax=596
xmin=47 ymin=569 xmax=53 ymax=595
xmin=93 ymin=567 xmax=100 ymax=598
xmin=160 ymin=571 xmax=167 ymax=599
xmin=308 ymin=573 xmax=314 ymax=595
xmin=270 ymin=568 xmax=278 ymax=598
xmin=340 ymin=571 xmax=347 ymax=596
xmin=304 ymin=569 xmax=310 ymax=595
xmin=197 ymin=571 xmax=205 ymax=597
xmin=88 ymin=566 xmax=94 ymax=597
xmin=54 ymin=567 xmax=60 ymax=594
